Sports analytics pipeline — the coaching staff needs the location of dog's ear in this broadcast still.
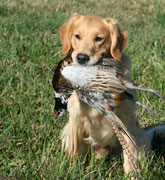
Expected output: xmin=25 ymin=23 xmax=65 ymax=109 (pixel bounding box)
xmin=104 ymin=18 xmax=127 ymax=61
xmin=60 ymin=13 xmax=81 ymax=54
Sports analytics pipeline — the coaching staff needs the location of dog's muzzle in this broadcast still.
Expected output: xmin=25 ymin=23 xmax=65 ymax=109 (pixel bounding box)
xmin=76 ymin=53 xmax=90 ymax=65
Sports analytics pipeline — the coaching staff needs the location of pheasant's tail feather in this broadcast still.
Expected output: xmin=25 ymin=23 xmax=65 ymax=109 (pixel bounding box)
xmin=106 ymin=111 xmax=141 ymax=177
xmin=122 ymin=80 xmax=165 ymax=100
xmin=111 ymin=121 xmax=141 ymax=178
xmin=135 ymin=101 xmax=157 ymax=118
xmin=109 ymin=112 xmax=140 ymax=152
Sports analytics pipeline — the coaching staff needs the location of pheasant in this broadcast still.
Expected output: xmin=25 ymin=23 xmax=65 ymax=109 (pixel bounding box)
xmin=52 ymin=54 xmax=164 ymax=176
xmin=53 ymin=55 xmax=164 ymax=120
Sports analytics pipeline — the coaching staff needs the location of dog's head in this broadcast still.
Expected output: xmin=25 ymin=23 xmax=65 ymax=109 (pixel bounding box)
xmin=60 ymin=14 xmax=127 ymax=65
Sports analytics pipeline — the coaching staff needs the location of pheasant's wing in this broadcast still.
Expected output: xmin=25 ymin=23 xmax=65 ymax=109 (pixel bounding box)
xmin=62 ymin=64 xmax=126 ymax=94
xmin=77 ymin=90 xmax=139 ymax=151
xmin=99 ymin=59 xmax=164 ymax=100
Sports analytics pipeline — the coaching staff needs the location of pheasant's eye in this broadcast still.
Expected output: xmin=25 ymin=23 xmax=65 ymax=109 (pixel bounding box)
xmin=75 ymin=34 xmax=81 ymax=40
xmin=94 ymin=36 xmax=103 ymax=42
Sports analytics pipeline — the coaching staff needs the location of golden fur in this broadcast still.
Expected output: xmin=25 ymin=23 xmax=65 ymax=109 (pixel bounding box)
xmin=59 ymin=14 xmax=151 ymax=175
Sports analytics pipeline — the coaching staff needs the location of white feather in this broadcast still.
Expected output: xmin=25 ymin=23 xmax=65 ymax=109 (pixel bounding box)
xmin=61 ymin=64 xmax=124 ymax=92
xmin=62 ymin=65 xmax=98 ymax=86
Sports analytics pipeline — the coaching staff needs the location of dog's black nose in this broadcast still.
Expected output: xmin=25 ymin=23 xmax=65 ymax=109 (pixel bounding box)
xmin=76 ymin=53 xmax=90 ymax=64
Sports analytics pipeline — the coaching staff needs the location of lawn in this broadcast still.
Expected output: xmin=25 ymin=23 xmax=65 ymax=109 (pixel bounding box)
xmin=0 ymin=0 xmax=164 ymax=179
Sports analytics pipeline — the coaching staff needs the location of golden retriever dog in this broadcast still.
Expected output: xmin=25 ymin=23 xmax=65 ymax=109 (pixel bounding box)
xmin=58 ymin=14 xmax=165 ymax=176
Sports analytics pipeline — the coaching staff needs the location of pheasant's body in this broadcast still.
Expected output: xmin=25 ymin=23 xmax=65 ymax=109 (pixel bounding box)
xmin=53 ymin=56 xmax=163 ymax=120
xmin=53 ymin=55 xmax=133 ymax=118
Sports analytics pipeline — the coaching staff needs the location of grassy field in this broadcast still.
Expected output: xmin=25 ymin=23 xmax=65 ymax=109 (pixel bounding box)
xmin=0 ymin=0 xmax=164 ymax=179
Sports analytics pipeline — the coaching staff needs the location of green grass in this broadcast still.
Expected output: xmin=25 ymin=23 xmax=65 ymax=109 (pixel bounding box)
xmin=0 ymin=0 xmax=164 ymax=179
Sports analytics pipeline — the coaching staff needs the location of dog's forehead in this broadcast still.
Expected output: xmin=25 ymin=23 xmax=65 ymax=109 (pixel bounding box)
xmin=74 ymin=16 xmax=108 ymax=34
xmin=81 ymin=16 xmax=104 ymax=26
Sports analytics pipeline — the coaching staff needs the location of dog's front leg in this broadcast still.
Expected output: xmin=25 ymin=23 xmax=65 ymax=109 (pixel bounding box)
xmin=68 ymin=118 xmax=79 ymax=158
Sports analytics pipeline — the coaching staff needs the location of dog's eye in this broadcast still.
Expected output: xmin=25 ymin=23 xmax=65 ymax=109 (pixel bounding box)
xmin=94 ymin=36 xmax=103 ymax=42
xmin=75 ymin=34 xmax=80 ymax=40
